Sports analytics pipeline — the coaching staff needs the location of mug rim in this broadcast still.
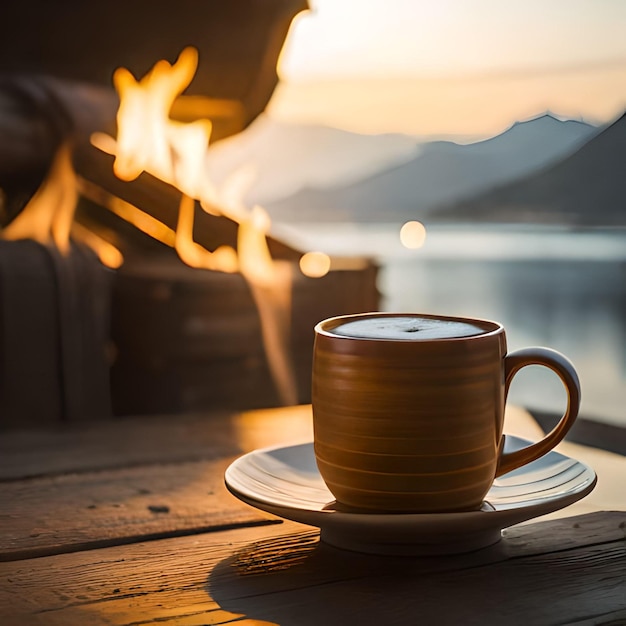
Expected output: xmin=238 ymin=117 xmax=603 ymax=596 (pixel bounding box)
xmin=315 ymin=312 xmax=504 ymax=342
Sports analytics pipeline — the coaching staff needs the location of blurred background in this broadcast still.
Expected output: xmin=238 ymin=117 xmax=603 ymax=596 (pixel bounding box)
xmin=216 ymin=0 xmax=626 ymax=426
xmin=0 ymin=0 xmax=624 ymax=427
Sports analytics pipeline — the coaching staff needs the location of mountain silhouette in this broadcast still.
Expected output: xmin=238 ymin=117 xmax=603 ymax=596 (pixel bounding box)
xmin=428 ymin=113 xmax=626 ymax=226
xmin=265 ymin=114 xmax=596 ymax=223
xmin=205 ymin=114 xmax=420 ymax=206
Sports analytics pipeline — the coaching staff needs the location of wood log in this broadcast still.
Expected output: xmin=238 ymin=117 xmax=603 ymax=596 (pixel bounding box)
xmin=109 ymin=257 xmax=379 ymax=415
xmin=0 ymin=76 xmax=381 ymax=419
xmin=0 ymin=240 xmax=111 ymax=428
xmin=0 ymin=76 xmax=303 ymax=260
xmin=74 ymin=151 xmax=303 ymax=262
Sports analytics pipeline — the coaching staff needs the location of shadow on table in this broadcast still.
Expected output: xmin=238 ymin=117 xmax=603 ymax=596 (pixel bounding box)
xmin=206 ymin=526 xmax=623 ymax=626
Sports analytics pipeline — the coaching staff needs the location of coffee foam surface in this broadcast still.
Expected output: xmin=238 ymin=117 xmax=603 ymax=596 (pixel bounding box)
xmin=330 ymin=316 xmax=485 ymax=340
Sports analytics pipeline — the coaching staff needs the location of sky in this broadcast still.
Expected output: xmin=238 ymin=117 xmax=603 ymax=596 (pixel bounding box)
xmin=267 ymin=0 xmax=626 ymax=138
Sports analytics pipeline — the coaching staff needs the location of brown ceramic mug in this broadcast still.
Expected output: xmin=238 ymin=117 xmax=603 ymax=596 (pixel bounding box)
xmin=312 ymin=312 xmax=581 ymax=513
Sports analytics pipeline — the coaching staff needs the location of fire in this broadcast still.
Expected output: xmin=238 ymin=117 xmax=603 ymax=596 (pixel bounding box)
xmin=93 ymin=47 xmax=314 ymax=405
xmin=1 ymin=143 xmax=124 ymax=269
xmin=78 ymin=176 xmax=176 ymax=248
xmin=97 ymin=46 xmax=286 ymax=279
xmin=175 ymin=193 xmax=238 ymax=272
xmin=94 ymin=46 xmax=332 ymax=286
xmin=71 ymin=222 xmax=124 ymax=269
xmin=2 ymin=144 xmax=76 ymax=253
xmin=111 ymin=47 xmax=211 ymax=192
xmin=238 ymin=206 xmax=276 ymax=286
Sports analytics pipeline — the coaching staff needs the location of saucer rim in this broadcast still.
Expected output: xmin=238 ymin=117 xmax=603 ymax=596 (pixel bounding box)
xmin=225 ymin=437 xmax=596 ymax=524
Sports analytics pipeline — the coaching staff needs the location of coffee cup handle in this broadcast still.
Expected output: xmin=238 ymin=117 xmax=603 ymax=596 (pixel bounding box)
xmin=496 ymin=347 xmax=581 ymax=477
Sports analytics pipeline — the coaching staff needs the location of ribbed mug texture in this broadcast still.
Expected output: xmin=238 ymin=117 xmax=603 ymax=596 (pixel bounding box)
xmin=312 ymin=314 xmax=509 ymax=513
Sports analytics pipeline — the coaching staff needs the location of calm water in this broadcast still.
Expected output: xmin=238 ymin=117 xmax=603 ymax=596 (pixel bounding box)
xmin=279 ymin=223 xmax=626 ymax=425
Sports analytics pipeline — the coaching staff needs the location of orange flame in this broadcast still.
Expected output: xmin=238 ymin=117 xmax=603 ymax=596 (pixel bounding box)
xmin=71 ymin=222 xmax=124 ymax=269
xmin=1 ymin=144 xmax=124 ymax=268
xmin=112 ymin=48 xmax=210 ymax=190
xmin=96 ymin=47 xmax=308 ymax=405
xmin=2 ymin=144 xmax=76 ymax=253
xmin=100 ymin=47 xmax=285 ymax=280
xmin=175 ymin=193 xmax=238 ymax=272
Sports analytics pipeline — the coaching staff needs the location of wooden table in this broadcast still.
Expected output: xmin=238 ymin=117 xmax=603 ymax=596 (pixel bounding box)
xmin=1 ymin=405 xmax=625 ymax=625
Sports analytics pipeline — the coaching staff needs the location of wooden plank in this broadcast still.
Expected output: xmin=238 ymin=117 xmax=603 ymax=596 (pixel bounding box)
xmin=0 ymin=405 xmax=314 ymax=480
xmin=0 ymin=405 xmax=573 ymax=561
xmin=4 ymin=404 xmax=594 ymax=562
xmin=0 ymin=512 xmax=624 ymax=626
xmin=1 ymin=405 xmax=538 ymax=481
xmin=501 ymin=510 xmax=626 ymax=555
xmin=0 ymin=412 xmax=238 ymax=480
xmin=0 ymin=406 xmax=314 ymax=560
xmin=0 ymin=457 xmax=280 ymax=562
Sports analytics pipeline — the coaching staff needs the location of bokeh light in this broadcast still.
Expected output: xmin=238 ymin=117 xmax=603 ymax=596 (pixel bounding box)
xmin=400 ymin=221 xmax=427 ymax=249
xmin=300 ymin=251 xmax=331 ymax=277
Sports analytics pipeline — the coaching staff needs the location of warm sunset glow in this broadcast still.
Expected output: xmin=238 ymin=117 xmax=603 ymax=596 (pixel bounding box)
xmin=299 ymin=251 xmax=331 ymax=277
xmin=271 ymin=0 xmax=626 ymax=137
xmin=400 ymin=221 xmax=427 ymax=249
xmin=269 ymin=69 xmax=626 ymax=139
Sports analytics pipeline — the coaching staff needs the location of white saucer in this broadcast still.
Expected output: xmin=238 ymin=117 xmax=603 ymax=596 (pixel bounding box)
xmin=225 ymin=436 xmax=597 ymax=555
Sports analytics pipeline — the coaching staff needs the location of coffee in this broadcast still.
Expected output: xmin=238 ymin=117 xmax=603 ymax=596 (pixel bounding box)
xmin=330 ymin=315 xmax=486 ymax=341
